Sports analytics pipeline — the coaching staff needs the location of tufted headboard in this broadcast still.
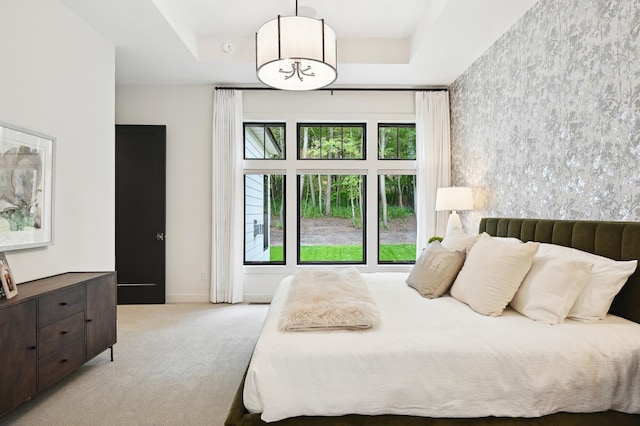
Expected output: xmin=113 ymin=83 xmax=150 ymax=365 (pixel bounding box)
xmin=479 ymin=218 xmax=640 ymax=324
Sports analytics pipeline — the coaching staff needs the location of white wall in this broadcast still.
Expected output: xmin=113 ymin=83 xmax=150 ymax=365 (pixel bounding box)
xmin=0 ymin=0 xmax=115 ymax=282
xmin=115 ymin=85 xmax=213 ymax=302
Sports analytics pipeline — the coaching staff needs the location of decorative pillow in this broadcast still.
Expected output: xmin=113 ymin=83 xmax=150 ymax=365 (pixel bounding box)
xmin=536 ymin=243 xmax=638 ymax=321
xmin=491 ymin=236 xmax=523 ymax=244
xmin=406 ymin=241 xmax=465 ymax=298
xmin=510 ymin=256 xmax=593 ymax=324
xmin=441 ymin=228 xmax=480 ymax=252
xmin=450 ymin=233 xmax=539 ymax=316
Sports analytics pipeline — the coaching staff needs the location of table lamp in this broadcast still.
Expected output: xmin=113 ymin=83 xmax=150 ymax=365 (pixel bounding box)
xmin=435 ymin=187 xmax=474 ymax=233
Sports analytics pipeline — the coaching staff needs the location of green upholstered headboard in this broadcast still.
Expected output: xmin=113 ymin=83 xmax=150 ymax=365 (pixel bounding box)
xmin=479 ymin=218 xmax=640 ymax=324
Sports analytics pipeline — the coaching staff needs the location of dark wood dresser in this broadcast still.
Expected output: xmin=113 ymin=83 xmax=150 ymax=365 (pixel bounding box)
xmin=0 ymin=272 xmax=116 ymax=417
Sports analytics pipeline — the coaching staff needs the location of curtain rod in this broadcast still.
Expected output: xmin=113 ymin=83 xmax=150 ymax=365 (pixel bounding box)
xmin=214 ymin=86 xmax=448 ymax=92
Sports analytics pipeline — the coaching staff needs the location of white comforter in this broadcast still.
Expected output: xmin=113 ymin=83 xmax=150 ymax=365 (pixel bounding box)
xmin=244 ymin=272 xmax=640 ymax=422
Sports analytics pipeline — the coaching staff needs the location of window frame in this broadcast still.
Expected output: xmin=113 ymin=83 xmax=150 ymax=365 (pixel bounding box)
xmin=297 ymin=123 xmax=367 ymax=160
xmin=243 ymin=173 xmax=286 ymax=266
xmin=242 ymin=116 xmax=417 ymax=271
xmin=377 ymin=123 xmax=416 ymax=160
xmin=377 ymin=172 xmax=417 ymax=265
xmin=243 ymin=122 xmax=286 ymax=160
xmin=296 ymin=173 xmax=367 ymax=265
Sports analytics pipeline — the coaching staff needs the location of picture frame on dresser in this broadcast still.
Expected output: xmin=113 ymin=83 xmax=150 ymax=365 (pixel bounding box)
xmin=0 ymin=121 xmax=55 ymax=251
xmin=0 ymin=254 xmax=16 ymax=299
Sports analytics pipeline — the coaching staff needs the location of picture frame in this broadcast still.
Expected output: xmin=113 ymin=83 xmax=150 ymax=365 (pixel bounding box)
xmin=0 ymin=253 xmax=17 ymax=299
xmin=0 ymin=122 xmax=54 ymax=251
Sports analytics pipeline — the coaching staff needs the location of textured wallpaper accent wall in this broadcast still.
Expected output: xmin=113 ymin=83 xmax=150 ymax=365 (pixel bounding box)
xmin=449 ymin=0 xmax=640 ymax=232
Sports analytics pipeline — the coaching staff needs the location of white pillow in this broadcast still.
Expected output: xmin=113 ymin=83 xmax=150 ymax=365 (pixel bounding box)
xmin=536 ymin=243 xmax=638 ymax=321
xmin=491 ymin=236 xmax=523 ymax=244
xmin=510 ymin=256 xmax=593 ymax=324
xmin=450 ymin=233 xmax=540 ymax=316
xmin=441 ymin=228 xmax=480 ymax=252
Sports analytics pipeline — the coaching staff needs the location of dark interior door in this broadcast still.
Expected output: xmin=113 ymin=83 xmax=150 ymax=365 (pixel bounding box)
xmin=115 ymin=125 xmax=166 ymax=304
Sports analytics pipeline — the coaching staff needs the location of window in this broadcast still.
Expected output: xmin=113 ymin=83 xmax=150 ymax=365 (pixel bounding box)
xmin=244 ymin=123 xmax=285 ymax=159
xmin=378 ymin=174 xmax=416 ymax=264
xmin=243 ymin=119 xmax=416 ymax=268
xmin=298 ymin=173 xmax=366 ymax=264
xmin=378 ymin=124 xmax=416 ymax=159
xmin=244 ymin=174 xmax=285 ymax=264
xmin=298 ymin=123 xmax=365 ymax=159
xmin=243 ymin=123 xmax=285 ymax=265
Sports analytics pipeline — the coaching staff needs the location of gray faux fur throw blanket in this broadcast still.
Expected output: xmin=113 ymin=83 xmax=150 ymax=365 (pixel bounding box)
xmin=278 ymin=268 xmax=380 ymax=331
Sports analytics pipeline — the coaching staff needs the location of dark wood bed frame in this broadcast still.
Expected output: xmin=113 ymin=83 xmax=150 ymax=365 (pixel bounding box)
xmin=226 ymin=218 xmax=640 ymax=425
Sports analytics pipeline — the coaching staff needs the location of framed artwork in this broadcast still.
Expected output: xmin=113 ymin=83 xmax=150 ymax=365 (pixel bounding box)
xmin=0 ymin=122 xmax=54 ymax=251
xmin=0 ymin=253 xmax=16 ymax=299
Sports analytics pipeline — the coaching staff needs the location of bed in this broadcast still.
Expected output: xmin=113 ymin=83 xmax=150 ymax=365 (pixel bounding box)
xmin=226 ymin=218 xmax=640 ymax=425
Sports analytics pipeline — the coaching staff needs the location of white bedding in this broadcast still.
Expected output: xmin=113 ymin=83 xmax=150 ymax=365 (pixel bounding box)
xmin=244 ymin=272 xmax=640 ymax=422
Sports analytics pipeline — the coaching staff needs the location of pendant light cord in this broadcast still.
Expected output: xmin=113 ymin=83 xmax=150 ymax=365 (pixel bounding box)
xmin=295 ymin=0 xmax=298 ymax=16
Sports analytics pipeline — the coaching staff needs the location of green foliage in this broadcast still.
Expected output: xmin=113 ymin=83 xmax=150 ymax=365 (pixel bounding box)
xmin=0 ymin=208 xmax=34 ymax=231
xmin=299 ymin=204 xmax=363 ymax=228
xmin=378 ymin=125 xmax=416 ymax=159
xmin=330 ymin=205 xmax=362 ymax=221
xmin=301 ymin=125 xmax=364 ymax=159
xmin=329 ymin=205 xmax=351 ymax=218
xmin=299 ymin=173 xmax=364 ymax=223
xmin=270 ymin=201 xmax=283 ymax=215
xmin=386 ymin=206 xmax=414 ymax=220
xmin=269 ymin=174 xmax=285 ymax=214
xmin=300 ymin=203 xmax=324 ymax=218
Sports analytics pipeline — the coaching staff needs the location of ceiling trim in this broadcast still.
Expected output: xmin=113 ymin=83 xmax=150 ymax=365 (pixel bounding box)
xmin=214 ymin=86 xmax=448 ymax=92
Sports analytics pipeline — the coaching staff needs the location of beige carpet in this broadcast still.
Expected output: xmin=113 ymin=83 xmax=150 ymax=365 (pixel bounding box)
xmin=1 ymin=303 xmax=269 ymax=426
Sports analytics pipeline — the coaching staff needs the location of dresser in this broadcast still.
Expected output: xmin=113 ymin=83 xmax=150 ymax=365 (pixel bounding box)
xmin=0 ymin=272 xmax=116 ymax=416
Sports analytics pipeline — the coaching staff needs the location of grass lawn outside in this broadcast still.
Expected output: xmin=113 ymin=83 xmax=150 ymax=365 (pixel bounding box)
xmin=269 ymin=244 xmax=415 ymax=262
xmin=269 ymin=246 xmax=284 ymax=262
xmin=379 ymin=244 xmax=416 ymax=262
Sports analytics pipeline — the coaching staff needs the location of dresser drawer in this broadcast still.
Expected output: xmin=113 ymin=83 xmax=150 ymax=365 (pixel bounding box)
xmin=38 ymin=286 xmax=86 ymax=327
xmin=38 ymin=311 xmax=85 ymax=358
xmin=38 ymin=338 xmax=86 ymax=391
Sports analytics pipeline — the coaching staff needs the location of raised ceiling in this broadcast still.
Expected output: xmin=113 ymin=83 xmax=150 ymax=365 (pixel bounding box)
xmin=61 ymin=0 xmax=539 ymax=87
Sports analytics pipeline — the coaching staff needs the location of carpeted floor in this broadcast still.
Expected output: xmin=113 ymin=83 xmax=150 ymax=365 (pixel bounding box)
xmin=1 ymin=303 xmax=269 ymax=426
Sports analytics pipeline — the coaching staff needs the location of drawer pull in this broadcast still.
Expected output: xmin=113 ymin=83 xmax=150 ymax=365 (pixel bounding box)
xmin=61 ymin=359 xmax=68 ymax=364
xmin=29 ymin=346 xmax=36 ymax=350
xmin=60 ymin=302 xmax=67 ymax=306
xmin=61 ymin=331 xmax=68 ymax=335
xmin=87 ymin=319 xmax=93 ymax=323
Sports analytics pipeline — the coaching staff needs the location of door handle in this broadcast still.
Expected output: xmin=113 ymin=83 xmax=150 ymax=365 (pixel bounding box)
xmin=156 ymin=233 xmax=165 ymax=241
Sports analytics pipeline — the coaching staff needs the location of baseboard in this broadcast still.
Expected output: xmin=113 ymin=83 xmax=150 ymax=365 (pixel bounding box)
xmin=166 ymin=294 xmax=210 ymax=303
xmin=243 ymin=293 xmax=273 ymax=304
xmin=165 ymin=293 xmax=273 ymax=304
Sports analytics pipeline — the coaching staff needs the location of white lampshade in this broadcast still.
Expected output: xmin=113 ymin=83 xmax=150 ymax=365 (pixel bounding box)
xmin=256 ymin=15 xmax=337 ymax=91
xmin=435 ymin=187 xmax=474 ymax=212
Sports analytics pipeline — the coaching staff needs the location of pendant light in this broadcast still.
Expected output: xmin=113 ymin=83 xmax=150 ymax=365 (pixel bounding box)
xmin=255 ymin=0 xmax=337 ymax=90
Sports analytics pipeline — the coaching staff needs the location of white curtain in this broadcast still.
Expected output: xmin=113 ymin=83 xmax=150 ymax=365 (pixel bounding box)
xmin=415 ymin=91 xmax=451 ymax=256
xmin=210 ymin=89 xmax=243 ymax=303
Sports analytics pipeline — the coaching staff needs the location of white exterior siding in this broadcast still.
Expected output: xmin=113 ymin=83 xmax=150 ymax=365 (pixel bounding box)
xmin=245 ymin=174 xmax=268 ymax=262
xmin=244 ymin=126 xmax=270 ymax=262
xmin=244 ymin=134 xmax=264 ymax=159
